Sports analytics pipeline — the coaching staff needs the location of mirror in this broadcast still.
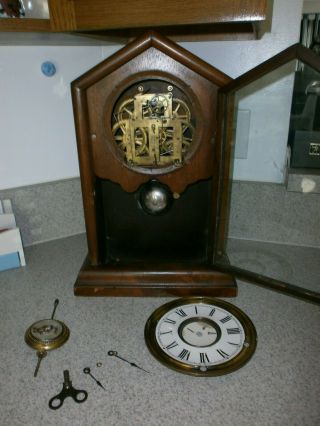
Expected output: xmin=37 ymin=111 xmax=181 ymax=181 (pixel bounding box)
xmin=0 ymin=0 xmax=49 ymax=19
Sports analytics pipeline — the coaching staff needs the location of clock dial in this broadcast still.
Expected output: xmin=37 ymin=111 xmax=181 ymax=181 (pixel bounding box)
xmin=145 ymin=297 xmax=257 ymax=376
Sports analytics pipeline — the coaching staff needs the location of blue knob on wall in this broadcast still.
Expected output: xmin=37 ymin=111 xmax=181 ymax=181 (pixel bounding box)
xmin=41 ymin=61 xmax=56 ymax=77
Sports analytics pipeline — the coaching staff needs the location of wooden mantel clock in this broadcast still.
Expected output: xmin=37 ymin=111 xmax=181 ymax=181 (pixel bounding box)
xmin=71 ymin=31 xmax=236 ymax=297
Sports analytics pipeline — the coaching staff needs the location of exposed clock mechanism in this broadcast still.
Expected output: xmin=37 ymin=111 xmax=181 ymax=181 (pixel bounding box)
xmin=72 ymin=31 xmax=237 ymax=297
xmin=111 ymin=80 xmax=195 ymax=169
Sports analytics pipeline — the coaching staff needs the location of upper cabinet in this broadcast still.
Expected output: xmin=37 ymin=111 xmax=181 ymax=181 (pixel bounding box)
xmin=0 ymin=0 xmax=269 ymax=42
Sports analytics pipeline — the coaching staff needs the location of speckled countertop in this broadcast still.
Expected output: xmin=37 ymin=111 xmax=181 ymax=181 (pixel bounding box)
xmin=0 ymin=234 xmax=319 ymax=426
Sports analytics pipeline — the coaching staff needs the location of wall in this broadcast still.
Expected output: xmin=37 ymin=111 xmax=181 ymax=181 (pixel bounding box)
xmin=0 ymin=45 xmax=121 ymax=190
xmin=181 ymin=0 xmax=303 ymax=183
xmin=0 ymin=0 xmax=303 ymax=190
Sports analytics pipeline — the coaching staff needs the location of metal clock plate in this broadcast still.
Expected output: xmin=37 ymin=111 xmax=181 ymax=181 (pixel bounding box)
xmin=111 ymin=79 xmax=195 ymax=171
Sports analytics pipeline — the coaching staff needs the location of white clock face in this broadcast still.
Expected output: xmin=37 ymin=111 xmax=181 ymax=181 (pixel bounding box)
xmin=145 ymin=297 xmax=257 ymax=376
xmin=156 ymin=303 xmax=245 ymax=369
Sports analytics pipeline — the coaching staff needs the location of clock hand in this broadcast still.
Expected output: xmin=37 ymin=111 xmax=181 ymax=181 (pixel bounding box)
xmin=108 ymin=350 xmax=150 ymax=374
xmin=51 ymin=299 xmax=59 ymax=320
xmin=201 ymin=325 xmax=217 ymax=335
xmin=83 ymin=367 xmax=106 ymax=391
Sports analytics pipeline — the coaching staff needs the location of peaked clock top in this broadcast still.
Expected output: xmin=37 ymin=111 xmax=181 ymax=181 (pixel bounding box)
xmin=72 ymin=31 xmax=231 ymax=193
xmin=72 ymin=31 xmax=231 ymax=90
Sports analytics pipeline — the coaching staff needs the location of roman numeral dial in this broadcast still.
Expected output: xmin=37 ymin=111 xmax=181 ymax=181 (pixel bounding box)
xmin=145 ymin=297 xmax=257 ymax=376
xmin=178 ymin=349 xmax=191 ymax=360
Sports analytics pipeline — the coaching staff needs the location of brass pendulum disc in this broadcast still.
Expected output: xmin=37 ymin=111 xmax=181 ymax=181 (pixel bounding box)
xmin=25 ymin=319 xmax=70 ymax=353
xmin=24 ymin=299 xmax=70 ymax=377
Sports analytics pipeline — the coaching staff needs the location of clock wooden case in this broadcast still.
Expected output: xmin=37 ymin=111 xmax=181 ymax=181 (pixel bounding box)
xmin=71 ymin=31 xmax=236 ymax=297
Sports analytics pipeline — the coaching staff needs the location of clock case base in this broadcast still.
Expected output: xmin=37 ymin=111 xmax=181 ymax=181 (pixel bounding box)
xmin=74 ymin=257 xmax=237 ymax=297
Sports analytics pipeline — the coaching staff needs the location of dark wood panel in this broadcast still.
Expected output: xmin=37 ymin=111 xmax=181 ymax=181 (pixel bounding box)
xmin=72 ymin=31 xmax=231 ymax=90
xmin=0 ymin=18 xmax=50 ymax=31
xmin=87 ymin=53 xmax=218 ymax=193
xmin=98 ymin=178 xmax=213 ymax=263
xmin=75 ymin=257 xmax=237 ymax=297
xmin=71 ymin=87 xmax=99 ymax=264
xmin=214 ymin=263 xmax=320 ymax=305
xmin=48 ymin=0 xmax=77 ymax=31
xmin=79 ymin=22 xmax=260 ymax=43
xmin=215 ymin=92 xmax=235 ymax=257
xmin=73 ymin=0 xmax=267 ymax=30
xmin=72 ymin=31 xmax=231 ymax=194
xmin=0 ymin=0 xmax=266 ymax=40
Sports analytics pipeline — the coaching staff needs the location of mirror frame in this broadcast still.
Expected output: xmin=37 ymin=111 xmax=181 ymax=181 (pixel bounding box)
xmin=213 ymin=44 xmax=320 ymax=305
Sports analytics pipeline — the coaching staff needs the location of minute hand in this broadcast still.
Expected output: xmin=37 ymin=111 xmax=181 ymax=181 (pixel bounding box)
xmin=108 ymin=350 xmax=150 ymax=373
